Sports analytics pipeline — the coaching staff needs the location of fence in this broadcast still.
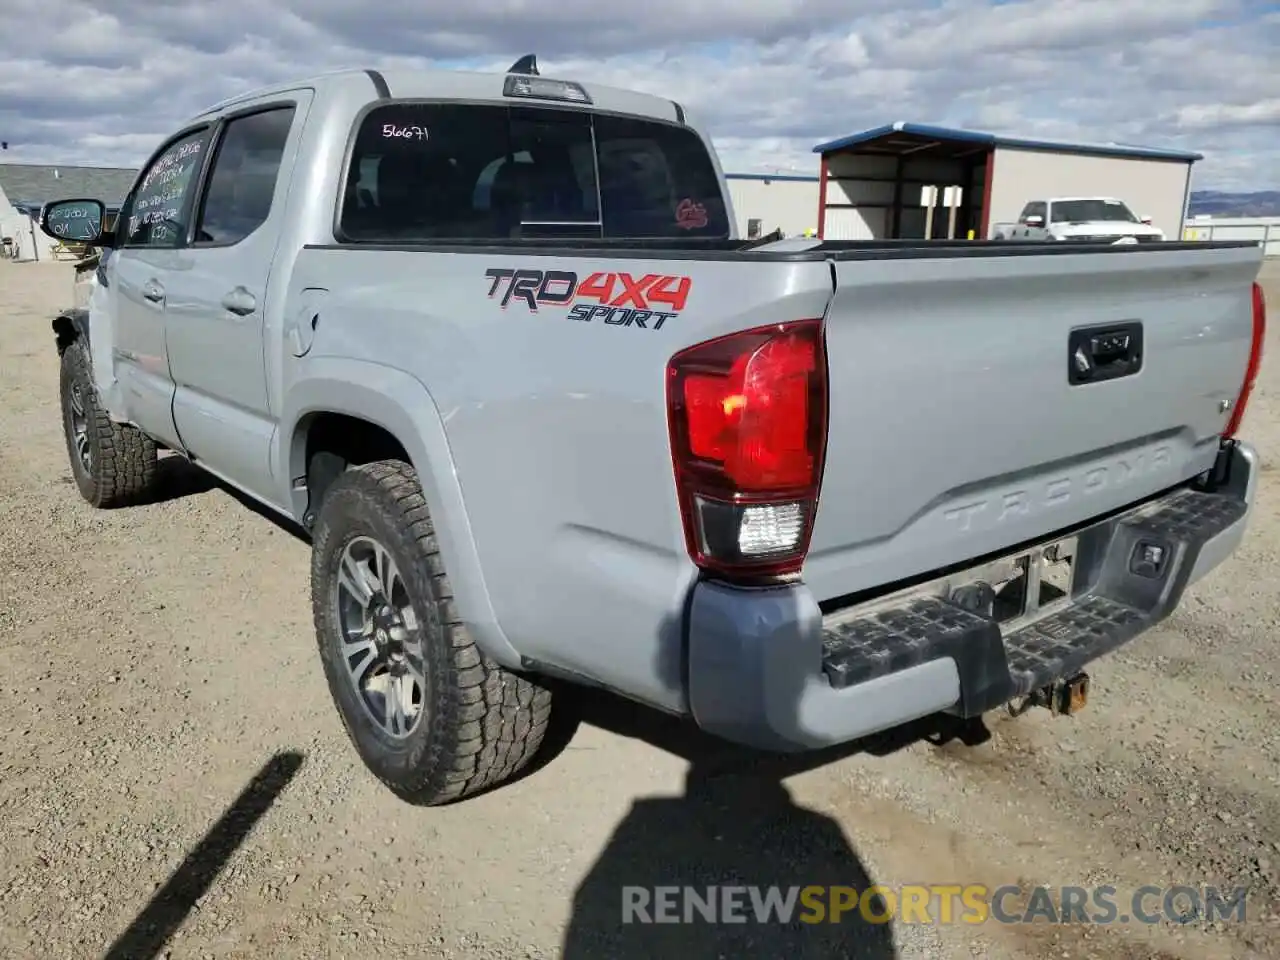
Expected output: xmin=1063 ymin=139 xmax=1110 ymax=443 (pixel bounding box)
xmin=1182 ymin=217 xmax=1280 ymax=257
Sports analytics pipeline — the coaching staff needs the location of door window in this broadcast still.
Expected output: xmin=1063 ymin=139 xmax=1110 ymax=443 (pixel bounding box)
xmin=194 ymin=106 xmax=297 ymax=246
xmin=119 ymin=128 xmax=211 ymax=249
xmin=1019 ymin=202 xmax=1046 ymax=223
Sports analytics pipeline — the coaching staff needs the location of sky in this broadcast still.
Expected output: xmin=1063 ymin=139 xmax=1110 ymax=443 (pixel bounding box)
xmin=0 ymin=0 xmax=1277 ymax=191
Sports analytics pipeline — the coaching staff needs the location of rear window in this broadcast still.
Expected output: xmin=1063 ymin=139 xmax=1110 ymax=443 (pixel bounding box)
xmin=339 ymin=102 xmax=730 ymax=242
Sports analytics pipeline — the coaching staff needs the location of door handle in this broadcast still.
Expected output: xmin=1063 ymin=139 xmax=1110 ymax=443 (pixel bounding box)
xmin=141 ymin=279 xmax=165 ymax=304
xmin=221 ymin=287 xmax=257 ymax=317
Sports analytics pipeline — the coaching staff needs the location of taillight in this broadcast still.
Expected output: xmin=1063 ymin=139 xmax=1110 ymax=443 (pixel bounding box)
xmin=666 ymin=320 xmax=828 ymax=583
xmin=1223 ymin=281 xmax=1266 ymax=440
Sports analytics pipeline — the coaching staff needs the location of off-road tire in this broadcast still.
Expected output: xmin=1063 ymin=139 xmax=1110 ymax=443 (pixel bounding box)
xmin=59 ymin=338 xmax=158 ymax=508
xmin=311 ymin=459 xmax=554 ymax=805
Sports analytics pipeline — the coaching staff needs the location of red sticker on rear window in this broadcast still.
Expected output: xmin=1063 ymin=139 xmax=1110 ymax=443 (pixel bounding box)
xmin=675 ymin=198 xmax=708 ymax=230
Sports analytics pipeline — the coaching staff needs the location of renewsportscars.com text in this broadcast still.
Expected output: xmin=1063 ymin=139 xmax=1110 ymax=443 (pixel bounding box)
xmin=621 ymin=884 xmax=1249 ymax=926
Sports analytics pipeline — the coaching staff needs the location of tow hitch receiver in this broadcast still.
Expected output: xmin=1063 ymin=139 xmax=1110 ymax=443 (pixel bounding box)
xmin=1040 ymin=672 xmax=1090 ymax=716
xmin=1010 ymin=672 xmax=1091 ymax=717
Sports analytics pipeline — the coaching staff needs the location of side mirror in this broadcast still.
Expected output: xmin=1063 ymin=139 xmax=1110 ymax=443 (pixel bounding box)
xmin=40 ymin=198 xmax=107 ymax=245
xmin=1140 ymin=215 xmax=1153 ymax=225
xmin=1023 ymin=214 xmax=1044 ymax=227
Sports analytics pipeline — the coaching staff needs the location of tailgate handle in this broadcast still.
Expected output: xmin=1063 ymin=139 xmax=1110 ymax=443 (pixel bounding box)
xmin=1068 ymin=321 xmax=1143 ymax=385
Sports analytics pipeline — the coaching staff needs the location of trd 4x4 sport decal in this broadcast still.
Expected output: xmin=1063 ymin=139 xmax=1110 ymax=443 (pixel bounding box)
xmin=483 ymin=268 xmax=691 ymax=331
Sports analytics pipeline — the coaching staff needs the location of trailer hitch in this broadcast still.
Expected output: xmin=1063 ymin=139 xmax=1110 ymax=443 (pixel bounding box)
xmin=1007 ymin=672 xmax=1090 ymax=717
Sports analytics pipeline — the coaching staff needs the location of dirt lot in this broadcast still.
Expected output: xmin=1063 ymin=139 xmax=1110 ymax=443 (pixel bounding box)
xmin=1 ymin=258 xmax=1278 ymax=960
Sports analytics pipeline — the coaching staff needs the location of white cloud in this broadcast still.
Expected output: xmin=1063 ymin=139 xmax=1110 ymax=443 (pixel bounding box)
xmin=1175 ymin=99 xmax=1280 ymax=131
xmin=0 ymin=0 xmax=1276 ymax=190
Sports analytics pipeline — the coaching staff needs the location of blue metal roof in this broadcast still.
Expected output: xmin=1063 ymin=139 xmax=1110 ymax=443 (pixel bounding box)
xmin=813 ymin=122 xmax=1203 ymax=163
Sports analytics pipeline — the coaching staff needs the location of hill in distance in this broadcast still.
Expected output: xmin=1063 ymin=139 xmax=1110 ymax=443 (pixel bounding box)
xmin=1188 ymin=190 xmax=1280 ymax=217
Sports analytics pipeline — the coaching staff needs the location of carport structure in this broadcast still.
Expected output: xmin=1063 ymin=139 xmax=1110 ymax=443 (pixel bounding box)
xmin=812 ymin=121 xmax=1201 ymax=242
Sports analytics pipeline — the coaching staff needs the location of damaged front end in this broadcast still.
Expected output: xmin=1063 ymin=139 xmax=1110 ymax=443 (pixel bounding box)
xmin=71 ymin=249 xmax=102 ymax=313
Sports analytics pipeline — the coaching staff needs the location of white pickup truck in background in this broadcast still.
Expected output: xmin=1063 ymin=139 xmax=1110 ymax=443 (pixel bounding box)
xmin=993 ymin=197 xmax=1166 ymax=243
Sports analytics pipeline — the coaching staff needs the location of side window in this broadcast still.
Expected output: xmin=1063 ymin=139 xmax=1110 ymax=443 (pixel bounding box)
xmin=119 ymin=128 xmax=211 ymax=249
xmin=1019 ymin=202 xmax=1046 ymax=223
xmin=194 ymin=106 xmax=296 ymax=246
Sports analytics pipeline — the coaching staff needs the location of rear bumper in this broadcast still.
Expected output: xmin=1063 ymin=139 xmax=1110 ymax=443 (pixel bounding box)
xmin=686 ymin=440 xmax=1258 ymax=752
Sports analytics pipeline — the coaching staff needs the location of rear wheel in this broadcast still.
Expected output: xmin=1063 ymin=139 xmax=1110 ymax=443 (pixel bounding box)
xmin=59 ymin=339 xmax=158 ymax=508
xmin=310 ymin=459 xmax=554 ymax=805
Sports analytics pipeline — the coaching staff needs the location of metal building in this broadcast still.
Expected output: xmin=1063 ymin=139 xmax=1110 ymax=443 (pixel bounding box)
xmin=725 ymin=173 xmax=821 ymax=239
xmin=811 ymin=122 xmax=1202 ymax=242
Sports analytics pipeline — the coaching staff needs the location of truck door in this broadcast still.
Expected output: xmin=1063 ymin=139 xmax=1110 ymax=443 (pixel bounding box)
xmin=162 ymin=92 xmax=311 ymax=496
xmin=1014 ymin=201 xmax=1046 ymax=239
xmin=108 ymin=124 xmax=215 ymax=453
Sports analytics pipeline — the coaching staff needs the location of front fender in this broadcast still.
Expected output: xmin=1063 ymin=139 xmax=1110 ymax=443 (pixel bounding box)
xmin=52 ymin=307 xmax=90 ymax=354
xmin=277 ymin=358 xmax=522 ymax=668
xmin=53 ymin=305 xmax=125 ymax=415
xmin=54 ymin=274 xmax=128 ymax=420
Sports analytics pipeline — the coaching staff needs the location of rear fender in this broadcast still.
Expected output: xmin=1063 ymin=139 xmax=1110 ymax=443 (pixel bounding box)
xmin=278 ymin=358 xmax=522 ymax=668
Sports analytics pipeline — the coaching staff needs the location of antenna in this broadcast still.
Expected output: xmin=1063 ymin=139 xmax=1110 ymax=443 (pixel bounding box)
xmin=507 ymin=54 xmax=539 ymax=76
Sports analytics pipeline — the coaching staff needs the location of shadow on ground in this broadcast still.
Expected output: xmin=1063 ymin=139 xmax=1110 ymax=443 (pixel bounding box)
xmin=96 ymin=451 xmax=983 ymax=957
xmin=140 ymin=454 xmax=219 ymax=504
xmin=551 ymin=661 xmax=988 ymax=956
xmin=101 ymin=751 xmax=306 ymax=960
xmin=127 ymin=455 xmax=310 ymax=539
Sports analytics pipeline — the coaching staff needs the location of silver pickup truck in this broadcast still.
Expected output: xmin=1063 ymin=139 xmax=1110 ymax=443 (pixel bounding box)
xmin=40 ymin=59 xmax=1267 ymax=806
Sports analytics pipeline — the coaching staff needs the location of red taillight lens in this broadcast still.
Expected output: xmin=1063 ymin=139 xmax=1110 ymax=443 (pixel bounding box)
xmin=667 ymin=320 xmax=828 ymax=582
xmin=1223 ymin=281 xmax=1266 ymax=440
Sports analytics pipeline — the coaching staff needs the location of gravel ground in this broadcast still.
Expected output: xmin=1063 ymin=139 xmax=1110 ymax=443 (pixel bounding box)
xmin=1 ymin=258 xmax=1278 ymax=960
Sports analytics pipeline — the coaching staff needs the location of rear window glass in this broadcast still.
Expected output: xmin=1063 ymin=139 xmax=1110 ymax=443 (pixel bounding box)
xmin=339 ymin=102 xmax=730 ymax=241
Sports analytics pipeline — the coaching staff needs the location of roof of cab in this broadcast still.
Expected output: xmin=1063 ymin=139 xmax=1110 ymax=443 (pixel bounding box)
xmin=189 ymin=66 xmax=685 ymax=126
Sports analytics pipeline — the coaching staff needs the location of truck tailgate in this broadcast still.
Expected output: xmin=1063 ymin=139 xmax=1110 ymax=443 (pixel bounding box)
xmin=804 ymin=244 xmax=1264 ymax=603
